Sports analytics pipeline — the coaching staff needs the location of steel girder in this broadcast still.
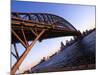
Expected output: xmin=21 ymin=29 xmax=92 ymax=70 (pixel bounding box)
xmin=11 ymin=12 xmax=82 ymax=74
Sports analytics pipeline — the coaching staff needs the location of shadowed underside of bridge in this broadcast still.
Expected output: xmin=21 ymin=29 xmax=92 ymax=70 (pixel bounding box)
xmin=11 ymin=12 xmax=81 ymax=74
xmin=12 ymin=12 xmax=81 ymax=43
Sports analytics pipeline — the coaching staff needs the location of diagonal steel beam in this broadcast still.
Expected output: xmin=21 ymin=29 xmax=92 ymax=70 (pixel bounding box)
xmin=30 ymin=28 xmax=38 ymax=37
xmin=21 ymin=28 xmax=29 ymax=47
xmin=11 ymin=52 xmax=17 ymax=60
xmin=12 ymin=29 xmax=27 ymax=48
xmin=11 ymin=29 xmax=46 ymax=74
xmin=13 ymin=43 xmax=19 ymax=60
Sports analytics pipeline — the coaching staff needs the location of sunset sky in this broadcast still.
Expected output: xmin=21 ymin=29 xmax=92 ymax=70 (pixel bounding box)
xmin=11 ymin=0 xmax=95 ymax=73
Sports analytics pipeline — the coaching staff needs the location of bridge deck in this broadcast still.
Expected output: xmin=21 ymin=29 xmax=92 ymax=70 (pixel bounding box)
xmin=12 ymin=26 xmax=81 ymax=43
xmin=12 ymin=15 xmax=81 ymax=43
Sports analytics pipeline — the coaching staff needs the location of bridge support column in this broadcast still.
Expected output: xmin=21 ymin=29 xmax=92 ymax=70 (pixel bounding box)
xmin=11 ymin=29 xmax=46 ymax=74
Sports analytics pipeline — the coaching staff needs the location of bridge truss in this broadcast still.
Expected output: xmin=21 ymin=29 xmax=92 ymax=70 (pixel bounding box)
xmin=11 ymin=12 xmax=81 ymax=74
